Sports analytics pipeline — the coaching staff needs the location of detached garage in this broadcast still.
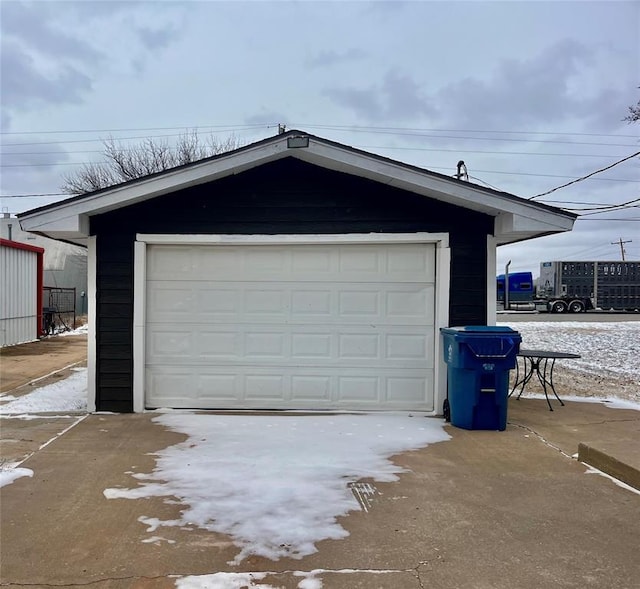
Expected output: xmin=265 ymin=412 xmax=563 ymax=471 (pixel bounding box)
xmin=18 ymin=130 xmax=576 ymax=413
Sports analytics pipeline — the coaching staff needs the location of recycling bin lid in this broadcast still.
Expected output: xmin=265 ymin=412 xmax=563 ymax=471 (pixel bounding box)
xmin=440 ymin=325 xmax=518 ymax=333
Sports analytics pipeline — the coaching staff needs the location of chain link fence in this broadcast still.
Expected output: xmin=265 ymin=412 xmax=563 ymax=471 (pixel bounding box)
xmin=42 ymin=286 xmax=76 ymax=334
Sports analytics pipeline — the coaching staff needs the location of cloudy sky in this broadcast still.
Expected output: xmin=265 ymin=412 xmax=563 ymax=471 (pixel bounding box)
xmin=1 ymin=0 xmax=638 ymax=275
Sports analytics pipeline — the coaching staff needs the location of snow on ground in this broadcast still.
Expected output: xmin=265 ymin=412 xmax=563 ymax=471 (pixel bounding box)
xmin=174 ymin=569 xmax=397 ymax=589
xmin=0 ymin=368 xmax=87 ymax=414
xmin=0 ymin=467 xmax=33 ymax=488
xmin=104 ymin=413 xmax=450 ymax=565
xmin=498 ymin=321 xmax=640 ymax=405
xmin=55 ymin=324 xmax=88 ymax=337
xmin=498 ymin=321 xmax=640 ymax=380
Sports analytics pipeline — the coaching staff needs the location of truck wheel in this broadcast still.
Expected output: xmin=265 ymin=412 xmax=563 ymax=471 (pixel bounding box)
xmin=551 ymin=300 xmax=567 ymax=313
xmin=569 ymin=300 xmax=585 ymax=313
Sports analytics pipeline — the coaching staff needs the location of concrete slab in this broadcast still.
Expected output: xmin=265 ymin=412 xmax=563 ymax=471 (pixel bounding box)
xmin=1 ymin=411 xmax=639 ymax=589
xmin=0 ymin=334 xmax=87 ymax=393
xmin=508 ymin=396 xmax=640 ymax=490
xmin=0 ymin=414 xmax=84 ymax=467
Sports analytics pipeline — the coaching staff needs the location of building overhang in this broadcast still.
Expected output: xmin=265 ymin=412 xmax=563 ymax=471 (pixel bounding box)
xmin=18 ymin=130 xmax=576 ymax=246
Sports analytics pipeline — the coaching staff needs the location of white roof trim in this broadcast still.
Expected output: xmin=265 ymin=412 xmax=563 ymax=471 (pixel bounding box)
xmin=19 ymin=132 xmax=575 ymax=246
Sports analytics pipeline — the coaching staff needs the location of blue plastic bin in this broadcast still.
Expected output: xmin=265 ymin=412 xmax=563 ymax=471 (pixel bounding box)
xmin=441 ymin=326 xmax=521 ymax=431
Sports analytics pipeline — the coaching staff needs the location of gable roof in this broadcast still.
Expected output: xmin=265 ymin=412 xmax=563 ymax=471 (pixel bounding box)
xmin=18 ymin=129 xmax=576 ymax=246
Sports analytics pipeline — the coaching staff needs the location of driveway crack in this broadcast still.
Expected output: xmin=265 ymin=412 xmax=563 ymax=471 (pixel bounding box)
xmin=508 ymin=421 xmax=575 ymax=459
xmin=0 ymin=575 xmax=170 ymax=588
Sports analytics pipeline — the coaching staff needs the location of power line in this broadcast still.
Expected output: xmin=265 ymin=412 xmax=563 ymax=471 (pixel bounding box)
xmin=344 ymin=129 xmax=635 ymax=147
xmin=578 ymin=206 xmax=639 ymax=217
xmin=355 ymin=145 xmax=626 ymax=158
xmin=2 ymin=145 xmax=628 ymax=159
xmin=2 ymin=122 xmax=636 ymax=138
xmin=467 ymin=175 xmax=502 ymax=191
xmin=1 ymin=159 xmax=636 ymax=184
xmin=0 ymin=192 xmax=67 ymax=198
xmin=0 ymin=126 xmax=265 ymax=147
xmin=576 ymin=217 xmax=640 ymax=221
xmin=0 ymin=162 xmax=103 ymax=168
xmin=566 ymin=242 xmax=620 ymax=258
xmin=529 ymin=152 xmax=640 ymax=199
xmin=0 ymin=123 xmax=270 ymax=136
xmin=561 ymin=198 xmax=640 ymax=212
xmin=1 ymin=161 xmax=637 ymax=190
xmin=292 ymin=123 xmax=638 ymax=139
xmin=541 ymin=199 xmax=625 ymax=205
xmin=2 ymin=129 xmax=636 ymax=149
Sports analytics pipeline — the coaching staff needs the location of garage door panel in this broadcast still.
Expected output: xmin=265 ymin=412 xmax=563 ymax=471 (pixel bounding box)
xmin=199 ymin=331 xmax=240 ymax=358
xmin=146 ymin=365 xmax=433 ymax=410
xmin=291 ymin=376 xmax=331 ymax=401
xmin=147 ymin=330 xmax=193 ymax=357
xmin=338 ymin=334 xmax=379 ymax=359
xmin=146 ymin=370 xmax=241 ymax=406
xmin=146 ymin=244 xmax=435 ymax=283
xmin=198 ymin=289 xmax=241 ymax=313
xmin=291 ymin=333 xmax=332 ymax=359
xmin=147 ymin=281 xmax=434 ymax=325
xmin=147 ymin=324 xmax=434 ymax=369
xmin=245 ymin=332 xmax=286 ymax=358
xmin=338 ymin=376 xmax=379 ymax=402
xmin=145 ymin=242 xmax=436 ymax=410
xmin=150 ymin=287 xmax=195 ymax=313
xmin=386 ymin=377 xmax=428 ymax=403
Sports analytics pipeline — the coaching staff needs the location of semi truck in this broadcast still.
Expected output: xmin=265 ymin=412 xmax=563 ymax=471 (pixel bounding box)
xmin=498 ymin=271 xmax=593 ymax=313
xmin=499 ymin=261 xmax=640 ymax=313
xmin=539 ymin=261 xmax=640 ymax=312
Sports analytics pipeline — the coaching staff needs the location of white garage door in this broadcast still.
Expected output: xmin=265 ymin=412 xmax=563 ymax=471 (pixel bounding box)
xmin=144 ymin=242 xmax=436 ymax=410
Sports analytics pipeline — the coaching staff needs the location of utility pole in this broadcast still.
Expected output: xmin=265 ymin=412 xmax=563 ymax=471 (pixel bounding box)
xmin=611 ymin=238 xmax=632 ymax=261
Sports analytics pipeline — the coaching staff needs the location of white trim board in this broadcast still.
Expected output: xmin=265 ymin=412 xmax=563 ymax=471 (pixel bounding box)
xmin=132 ymin=232 xmax=451 ymax=414
xmin=86 ymin=236 xmax=97 ymax=413
xmin=136 ymin=232 xmax=450 ymax=247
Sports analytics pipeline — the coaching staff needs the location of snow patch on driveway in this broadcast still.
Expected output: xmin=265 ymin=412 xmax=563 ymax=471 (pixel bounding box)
xmin=0 ymin=467 xmax=33 ymax=488
xmin=0 ymin=368 xmax=87 ymax=414
xmin=104 ymin=413 xmax=450 ymax=564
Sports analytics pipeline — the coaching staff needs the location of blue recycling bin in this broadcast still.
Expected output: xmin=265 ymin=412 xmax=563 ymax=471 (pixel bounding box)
xmin=441 ymin=326 xmax=521 ymax=431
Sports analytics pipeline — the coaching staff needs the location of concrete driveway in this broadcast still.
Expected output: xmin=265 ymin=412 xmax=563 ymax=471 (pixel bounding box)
xmin=1 ymin=400 xmax=639 ymax=589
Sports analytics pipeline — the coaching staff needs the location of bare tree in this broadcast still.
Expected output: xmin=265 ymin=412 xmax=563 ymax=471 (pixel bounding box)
xmin=61 ymin=131 xmax=242 ymax=194
xmin=624 ymin=100 xmax=640 ymax=123
xmin=623 ymin=88 xmax=640 ymax=123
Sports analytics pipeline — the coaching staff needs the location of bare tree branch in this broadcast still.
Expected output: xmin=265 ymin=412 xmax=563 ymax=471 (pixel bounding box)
xmin=623 ymin=87 xmax=640 ymax=123
xmin=623 ymin=100 xmax=640 ymax=123
xmin=61 ymin=131 xmax=243 ymax=195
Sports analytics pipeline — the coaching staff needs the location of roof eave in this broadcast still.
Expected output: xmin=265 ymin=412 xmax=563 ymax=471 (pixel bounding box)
xmin=18 ymin=130 xmax=576 ymax=245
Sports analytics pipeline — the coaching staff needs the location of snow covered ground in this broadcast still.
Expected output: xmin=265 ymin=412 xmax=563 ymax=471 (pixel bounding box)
xmin=499 ymin=321 xmax=640 ymax=381
xmin=498 ymin=321 xmax=640 ymax=405
xmin=55 ymin=324 xmax=89 ymax=337
xmin=0 ymin=367 xmax=88 ymax=414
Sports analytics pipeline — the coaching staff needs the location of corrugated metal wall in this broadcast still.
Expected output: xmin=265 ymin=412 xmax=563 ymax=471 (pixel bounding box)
xmin=1 ymin=244 xmax=38 ymax=346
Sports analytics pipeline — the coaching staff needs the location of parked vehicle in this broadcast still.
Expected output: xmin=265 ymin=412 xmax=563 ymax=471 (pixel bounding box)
xmin=497 ymin=270 xmax=593 ymax=313
xmin=540 ymin=261 xmax=640 ymax=312
xmin=497 ymin=272 xmax=534 ymax=304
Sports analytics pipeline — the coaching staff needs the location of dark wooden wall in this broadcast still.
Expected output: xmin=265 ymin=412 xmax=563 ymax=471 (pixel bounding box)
xmin=91 ymin=158 xmax=493 ymax=411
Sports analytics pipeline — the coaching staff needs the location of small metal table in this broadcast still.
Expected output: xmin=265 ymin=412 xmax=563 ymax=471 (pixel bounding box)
xmin=510 ymin=349 xmax=581 ymax=411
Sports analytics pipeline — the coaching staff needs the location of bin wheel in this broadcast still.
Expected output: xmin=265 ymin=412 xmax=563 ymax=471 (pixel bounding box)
xmin=443 ymin=399 xmax=451 ymax=422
